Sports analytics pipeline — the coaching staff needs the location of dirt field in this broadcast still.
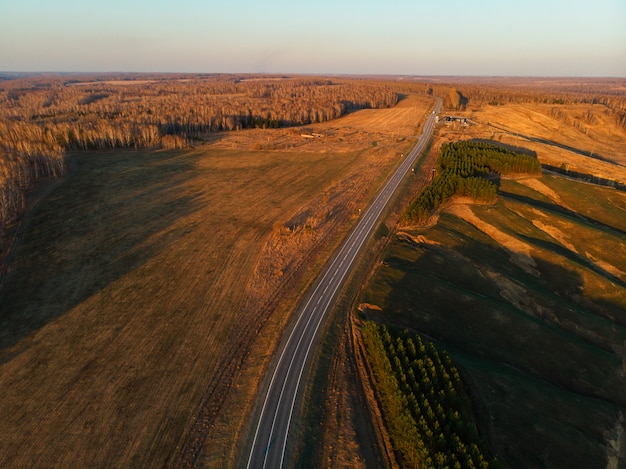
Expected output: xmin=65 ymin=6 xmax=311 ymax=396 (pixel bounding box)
xmin=0 ymin=93 xmax=431 ymax=468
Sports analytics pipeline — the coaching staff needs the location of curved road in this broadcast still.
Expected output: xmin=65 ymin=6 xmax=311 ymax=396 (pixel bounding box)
xmin=245 ymin=97 xmax=442 ymax=469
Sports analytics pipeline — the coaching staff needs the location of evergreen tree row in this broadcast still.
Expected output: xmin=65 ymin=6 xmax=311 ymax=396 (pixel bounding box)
xmin=403 ymin=141 xmax=541 ymax=225
xmin=362 ymin=322 xmax=497 ymax=469
xmin=439 ymin=141 xmax=542 ymax=177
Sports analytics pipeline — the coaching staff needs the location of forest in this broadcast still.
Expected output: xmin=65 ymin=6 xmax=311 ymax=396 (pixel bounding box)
xmin=0 ymin=75 xmax=398 ymax=236
xmin=361 ymin=322 xmax=496 ymax=469
xmin=417 ymin=78 xmax=626 ymax=123
xmin=403 ymin=141 xmax=542 ymax=225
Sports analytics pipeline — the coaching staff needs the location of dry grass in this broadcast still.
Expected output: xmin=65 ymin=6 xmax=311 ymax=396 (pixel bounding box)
xmin=206 ymin=93 xmax=432 ymax=154
xmin=330 ymin=94 xmax=431 ymax=135
xmin=0 ymin=148 xmax=373 ymax=467
xmin=208 ymin=95 xmax=433 ymax=468
xmin=0 ymin=93 xmax=431 ymax=468
xmin=437 ymin=102 xmax=626 ymax=183
xmin=318 ymin=331 xmax=371 ymax=469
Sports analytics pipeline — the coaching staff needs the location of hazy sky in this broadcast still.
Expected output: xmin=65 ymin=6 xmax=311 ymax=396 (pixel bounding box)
xmin=1 ymin=0 xmax=625 ymax=76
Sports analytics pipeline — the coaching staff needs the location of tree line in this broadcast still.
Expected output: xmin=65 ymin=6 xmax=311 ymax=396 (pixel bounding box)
xmin=395 ymin=79 xmax=626 ymax=128
xmin=403 ymin=141 xmax=541 ymax=225
xmin=0 ymin=75 xmax=398 ymax=238
xmin=362 ymin=322 xmax=497 ymax=469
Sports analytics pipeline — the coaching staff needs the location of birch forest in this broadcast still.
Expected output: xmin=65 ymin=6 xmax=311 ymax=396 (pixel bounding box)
xmin=0 ymin=75 xmax=398 ymax=236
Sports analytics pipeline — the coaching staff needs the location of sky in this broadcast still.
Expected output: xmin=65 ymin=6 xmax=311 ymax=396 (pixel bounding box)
xmin=1 ymin=0 xmax=625 ymax=76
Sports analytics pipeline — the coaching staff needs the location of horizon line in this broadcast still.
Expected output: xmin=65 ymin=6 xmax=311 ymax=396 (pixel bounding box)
xmin=1 ymin=71 xmax=625 ymax=80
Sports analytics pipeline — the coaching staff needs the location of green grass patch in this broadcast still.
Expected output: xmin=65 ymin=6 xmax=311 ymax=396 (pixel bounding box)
xmin=543 ymin=174 xmax=626 ymax=233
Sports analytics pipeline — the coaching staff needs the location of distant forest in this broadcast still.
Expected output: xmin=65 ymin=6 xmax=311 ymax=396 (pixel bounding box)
xmin=1 ymin=74 xmax=624 ymax=241
xmin=420 ymin=78 xmax=626 ymax=121
xmin=0 ymin=76 xmax=397 ymax=232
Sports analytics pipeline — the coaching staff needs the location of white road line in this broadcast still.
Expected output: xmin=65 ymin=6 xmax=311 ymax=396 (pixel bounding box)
xmin=246 ymin=97 xmax=441 ymax=469
xmin=246 ymin=243 xmax=348 ymax=469
xmin=260 ymin=298 xmax=322 ymax=468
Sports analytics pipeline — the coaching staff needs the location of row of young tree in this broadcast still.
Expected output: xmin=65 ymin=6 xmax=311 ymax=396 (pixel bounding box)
xmin=439 ymin=142 xmax=542 ymax=176
xmin=0 ymin=75 xmax=398 ymax=236
xmin=362 ymin=322 xmax=497 ymax=469
xmin=403 ymin=141 xmax=542 ymax=225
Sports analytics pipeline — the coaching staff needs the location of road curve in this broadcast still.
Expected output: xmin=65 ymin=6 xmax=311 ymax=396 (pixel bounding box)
xmin=244 ymin=97 xmax=442 ymax=469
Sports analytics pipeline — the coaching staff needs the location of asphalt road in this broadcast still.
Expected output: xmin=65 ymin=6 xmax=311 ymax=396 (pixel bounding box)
xmin=245 ymin=97 xmax=442 ymax=469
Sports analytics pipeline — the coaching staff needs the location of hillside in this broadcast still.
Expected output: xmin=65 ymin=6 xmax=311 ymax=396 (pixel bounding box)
xmin=358 ymin=165 xmax=626 ymax=468
xmin=281 ymin=80 xmax=626 ymax=469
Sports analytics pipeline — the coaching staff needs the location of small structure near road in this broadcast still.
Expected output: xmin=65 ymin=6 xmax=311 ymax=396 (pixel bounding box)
xmin=444 ymin=115 xmax=469 ymax=124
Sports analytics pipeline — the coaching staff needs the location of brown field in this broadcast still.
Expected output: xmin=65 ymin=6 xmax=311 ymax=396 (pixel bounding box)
xmin=439 ymin=102 xmax=626 ymax=181
xmin=0 ymin=93 xmax=430 ymax=468
xmin=205 ymin=93 xmax=432 ymax=153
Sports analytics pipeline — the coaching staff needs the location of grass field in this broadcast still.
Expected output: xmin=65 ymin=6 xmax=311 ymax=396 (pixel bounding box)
xmin=0 ymin=93 xmax=430 ymax=468
xmin=358 ymin=171 xmax=626 ymax=468
xmin=439 ymin=102 xmax=626 ymax=184
xmin=349 ymin=94 xmax=626 ymax=468
xmin=0 ymin=147 xmax=374 ymax=467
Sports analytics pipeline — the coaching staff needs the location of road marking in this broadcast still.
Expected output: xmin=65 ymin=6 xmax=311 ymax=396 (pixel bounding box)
xmin=246 ymin=98 xmax=441 ymax=469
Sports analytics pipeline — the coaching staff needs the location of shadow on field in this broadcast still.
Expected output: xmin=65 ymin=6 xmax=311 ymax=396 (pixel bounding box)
xmin=362 ymin=218 xmax=626 ymax=469
xmin=0 ymin=149 xmax=203 ymax=357
xmin=395 ymin=93 xmax=409 ymax=103
xmin=542 ymin=164 xmax=626 ymax=192
xmin=519 ymin=233 xmax=626 ymax=290
xmin=487 ymin=123 xmax=621 ymax=167
xmin=501 ymin=191 xmax=626 ymax=236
